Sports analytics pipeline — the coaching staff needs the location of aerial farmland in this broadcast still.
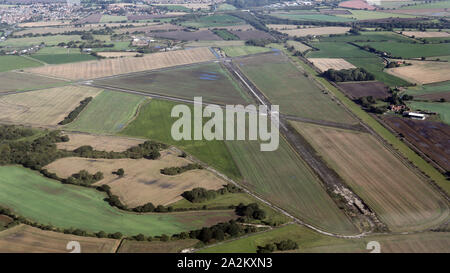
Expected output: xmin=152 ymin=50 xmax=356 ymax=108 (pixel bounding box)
xmin=0 ymin=0 xmax=448 ymax=258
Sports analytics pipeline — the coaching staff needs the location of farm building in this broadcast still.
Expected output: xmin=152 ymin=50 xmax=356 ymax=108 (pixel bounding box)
xmin=403 ymin=112 xmax=426 ymax=120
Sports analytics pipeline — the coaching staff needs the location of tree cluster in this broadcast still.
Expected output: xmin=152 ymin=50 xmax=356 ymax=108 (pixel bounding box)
xmin=235 ymin=203 xmax=266 ymax=220
xmin=322 ymin=68 xmax=375 ymax=82
xmin=257 ymin=239 xmax=298 ymax=253
xmin=160 ymin=163 xmax=203 ymax=175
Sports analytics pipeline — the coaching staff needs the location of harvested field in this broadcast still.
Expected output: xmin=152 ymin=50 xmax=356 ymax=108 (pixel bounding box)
xmin=279 ymin=27 xmax=350 ymax=37
xmin=308 ymin=58 xmax=356 ymax=72
xmin=236 ymin=53 xmax=358 ymax=124
xmin=64 ymin=91 xmax=146 ymax=134
xmin=229 ymin=30 xmax=273 ymax=40
xmin=286 ymin=40 xmax=311 ymax=53
xmin=386 ymin=60 xmax=450 ymax=84
xmin=94 ymin=62 xmax=251 ymax=105
xmin=382 ymin=116 xmax=450 ymax=172
xmin=339 ymin=0 xmax=376 ymax=10
xmin=0 ymin=86 xmax=102 ymax=126
xmin=0 ymin=166 xmax=236 ymax=235
xmin=26 ymin=47 xmax=216 ymax=80
xmin=152 ymin=30 xmax=222 ymax=41
xmin=114 ymin=24 xmax=182 ymax=34
xmin=402 ymin=31 xmax=450 ymax=38
xmin=0 ymin=71 xmax=66 ymax=93
xmin=337 ymin=81 xmax=390 ymax=99
xmin=57 ymin=133 xmax=144 ymax=152
xmin=117 ymin=239 xmax=199 ymax=253
xmin=0 ymin=225 xmax=119 ymax=253
xmin=387 ymin=8 xmax=450 ymax=17
xmin=45 ymin=151 xmax=226 ymax=207
xmin=293 ymin=122 xmax=449 ymax=232
xmin=96 ymin=52 xmax=140 ymax=58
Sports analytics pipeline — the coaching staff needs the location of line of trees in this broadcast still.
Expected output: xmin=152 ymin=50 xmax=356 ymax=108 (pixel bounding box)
xmin=257 ymin=239 xmax=298 ymax=253
xmin=58 ymin=97 xmax=93 ymax=125
xmin=160 ymin=163 xmax=203 ymax=176
xmin=182 ymin=184 xmax=243 ymax=203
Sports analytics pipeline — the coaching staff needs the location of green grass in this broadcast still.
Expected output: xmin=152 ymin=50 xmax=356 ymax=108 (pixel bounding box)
xmin=399 ymin=0 xmax=450 ymax=9
xmin=199 ymin=223 xmax=450 ymax=253
xmin=0 ymin=71 xmax=66 ymax=93
xmin=95 ymin=62 xmax=252 ymax=105
xmin=407 ymin=101 xmax=450 ymax=125
xmin=120 ymin=99 xmax=242 ymax=180
xmin=288 ymin=49 xmax=450 ymax=195
xmin=0 ymin=55 xmax=42 ymax=72
xmin=405 ymin=80 xmax=450 ymax=96
xmin=222 ymin=46 xmax=273 ymax=57
xmin=355 ymin=41 xmax=450 ymax=58
xmin=225 ymin=138 xmax=358 ymax=235
xmin=158 ymin=5 xmax=192 ymax=12
xmin=65 ymin=91 xmax=146 ymax=134
xmin=100 ymin=15 xmax=128 ymax=23
xmin=338 ymin=10 xmax=416 ymax=20
xmin=31 ymin=49 xmax=96 ymax=64
xmin=237 ymin=53 xmax=358 ymax=124
xmin=272 ymin=12 xmax=355 ymax=22
xmin=0 ymin=166 xmax=235 ymax=236
xmin=0 ymin=35 xmax=82 ymax=47
xmin=217 ymin=3 xmax=236 ymax=11
xmin=181 ymin=14 xmax=245 ymax=28
xmin=319 ymin=31 xmax=414 ymax=43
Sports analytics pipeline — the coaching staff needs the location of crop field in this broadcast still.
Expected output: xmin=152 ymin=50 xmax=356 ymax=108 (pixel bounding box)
xmin=221 ymin=46 xmax=272 ymax=57
xmin=338 ymin=10 xmax=416 ymax=20
xmin=278 ymin=27 xmax=350 ymax=37
xmin=337 ymin=81 xmax=390 ymax=99
xmin=199 ymin=223 xmax=450 ymax=253
xmin=95 ymin=62 xmax=251 ymax=105
xmin=0 ymin=225 xmax=119 ymax=253
xmin=292 ymin=122 xmax=449 ymax=232
xmin=18 ymin=21 xmax=70 ymax=27
xmin=267 ymin=24 xmax=300 ymax=30
xmin=45 ymin=152 xmax=225 ymax=207
xmin=153 ymin=30 xmax=222 ymax=41
xmin=180 ymin=14 xmax=245 ymax=28
xmin=307 ymin=42 xmax=374 ymax=58
xmin=404 ymin=80 xmax=450 ymax=100
xmin=185 ymin=40 xmax=245 ymax=47
xmin=57 ymin=133 xmax=144 ymax=152
xmin=401 ymin=31 xmax=450 ymax=38
xmin=272 ymin=12 xmax=354 ymax=22
xmin=319 ymin=31 xmax=414 ymax=43
xmin=382 ymin=116 xmax=450 ymax=171
xmin=407 ymin=101 xmax=450 ymax=125
xmin=31 ymin=52 xmax=96 ymax=65
xmin=386 ymin=60 xmax=450 ymax=84
xmin=225 ymin=138 xmax=358 ymax=235
xmin=0 ymin=35 xmax=82 ymax=47
xmin=236 ymin=53 xmax=358 ymax=124
xmin=100 ymin=15 xmax=128 ymax=23
xmin=13 ymin=25 xmax=104 ymax=36
xmin=286 ymin=40 xmax=311 ymax=53
xmin=64 ymin=91 xmax=146 ymax=134
xmin=114 ymin=24 xmax=182 ymax=34
xmin=26 ymin=47 xmax=216 ymax=80
xmin=355 ymin=42 xmax=450 ymax=58
xmin=117 ymin=239 xmax=199 ymax=253
xmin=0 ymin=71 xmax=66 ymax=93
xmin=96 ymin=52 xmax=139 ymax=58
xmin=120 ymin=99 xmax=242 ymax=180
xmin=338 ymin=0 xmax=376 ymax=10
xmin=229 ymin=30 xmax=273 ymax=40
xmin=0 ymin=86 xmax=102 ymax=126
xmin=0 ymin=166 xmax=236 ymax=236
xmin=0 ymin=55 xmax=42 ymax=72
xmin=307 ymin=58 xmax=356 ymax=72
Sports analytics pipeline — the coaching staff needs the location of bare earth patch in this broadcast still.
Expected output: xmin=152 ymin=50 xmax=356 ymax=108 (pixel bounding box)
xmin=386 ymin=60 xmax=450 ymax=84
xmin=57 ymin=133 xmax=144 ymax=152
xmin=0 ymin=86 xmax=102 ymax=126
xmin=401 ymin=31 xmax=450 ymax=38
xmin=308 ymin=58 xmax=356 ymax=72
xmin=45 ymin=149 xmax=225 ymax=207
xmin=26 ymin=47 xmax=216 ymax=80
xmin=0 ymin=225 xmax=119 ymax=253
xmin=279 ymin=27 xmax=350 ymax=37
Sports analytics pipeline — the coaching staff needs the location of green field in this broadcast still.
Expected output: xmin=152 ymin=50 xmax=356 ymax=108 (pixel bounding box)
xmin=217 ymin=3 xmax=236 ymax=11
xmin=338 ymin=10 xmax=416 ymax=20
xmin=31 ymin=47 xmax=97 ymax=64
xmin=407 ymin=101 xmax=450 ymax=124
xmin=158 ymin=5 xmax=192 ymax=12
xmin=405 ymin=80 xmax=450 ymax=96
xmin=65 ymin=90 xmax=146 ymax=134
xmin=0 ymin=35 xmax=82 ymax=47
xmin=100 ymin=15 xmax=128 ymax=23
xmin=212 ymin=29 xmax=239 ymax=40
xmin=319 ymin=31 xmax=414 ymax=43
xmin=181 ymin=14 xmax=245 ymax=28
xmin=225 ymin=138 xmax=358 ymax=235
xmin=222 ymin=46 xmax=273 ymax=57
xmin=120 ymin=99 xmax=242 ymax=180
xmin=0 ymin=71 xmax=66 ymax=93
xmin=95 ymin=62 xmax=252 ymax=105
xmin=272 ymin=12 xmax=354 ymax=22
xmin=199 ymin=223 xmax=450 ymax=253
xmin=0 ymin=166 xmax=235 ymax=236
xmin=0 ymin=55 xmax=42 ymax=72
xmin=237 ymin=52 xmax=358 ymax=124
xmin=399 ymin=0 xmax=450 ymax=9
xmin=355 ymin=41 xmax=450 ymax=58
